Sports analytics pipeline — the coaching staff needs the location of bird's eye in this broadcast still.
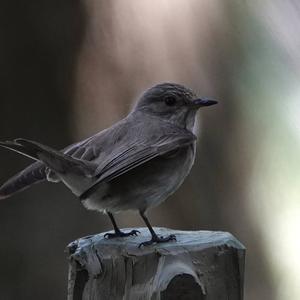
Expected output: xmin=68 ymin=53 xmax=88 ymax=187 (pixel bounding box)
xmin=164 ymin=96 xmax=176 ymax=106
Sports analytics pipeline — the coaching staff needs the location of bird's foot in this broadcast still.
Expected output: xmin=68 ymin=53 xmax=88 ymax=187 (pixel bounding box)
xmin=104 ymin=229 xmax=140 ymax=239
xmin=138 ymin=234 xmax=176 ymax=248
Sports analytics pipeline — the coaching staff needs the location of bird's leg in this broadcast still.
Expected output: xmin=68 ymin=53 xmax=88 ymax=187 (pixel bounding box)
xmin=104 ymin=212 xmax=140 ymax=239
xmin=138 ymin=211 xmax=176 ymax=247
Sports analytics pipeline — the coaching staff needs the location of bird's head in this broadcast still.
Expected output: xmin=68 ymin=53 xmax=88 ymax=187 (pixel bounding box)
xmin=133 ymin=82 xmax=217 ymax=130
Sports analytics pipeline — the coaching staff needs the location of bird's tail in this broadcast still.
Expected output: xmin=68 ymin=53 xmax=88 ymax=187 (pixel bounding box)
xmin=0 ymin=139 xmax=95 ymax=199
xmin=0 ymin=161 xmax=46 ymax=200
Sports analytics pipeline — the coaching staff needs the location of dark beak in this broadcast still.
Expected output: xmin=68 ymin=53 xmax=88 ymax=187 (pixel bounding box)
xmin=191 ymin=98 xmax=218 ymax=108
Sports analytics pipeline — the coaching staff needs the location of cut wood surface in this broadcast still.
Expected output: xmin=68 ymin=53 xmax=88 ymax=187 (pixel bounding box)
xmin=66 ymin=227 xmax=245 ymax=300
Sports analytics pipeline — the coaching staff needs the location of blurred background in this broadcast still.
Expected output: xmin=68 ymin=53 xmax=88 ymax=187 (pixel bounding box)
xmin=0 ymin=0 xmax=299 ymax=299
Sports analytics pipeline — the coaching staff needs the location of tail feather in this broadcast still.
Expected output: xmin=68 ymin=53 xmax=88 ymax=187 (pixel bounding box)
xmin=0 ymin=161 xmax=46 ymax=199
xmin=0 ymin=140 xmax=42 ymax=161
xmin=0 ymin=138 xmax=96 ymax=199
xmin=15 ymin=138 xmax=96 ymax=175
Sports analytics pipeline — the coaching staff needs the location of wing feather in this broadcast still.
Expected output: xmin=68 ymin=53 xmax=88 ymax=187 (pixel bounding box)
xmin=80 ymin=131 xmax=196 ymax=199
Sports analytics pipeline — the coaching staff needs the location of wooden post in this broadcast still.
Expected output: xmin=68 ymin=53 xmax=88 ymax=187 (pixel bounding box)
xmin=66 ymin=227 xmax=245 ymax=300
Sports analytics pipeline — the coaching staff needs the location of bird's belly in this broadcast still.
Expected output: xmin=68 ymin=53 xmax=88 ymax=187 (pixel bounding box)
xmin=84 ymin=145 xmax=195 ymax=213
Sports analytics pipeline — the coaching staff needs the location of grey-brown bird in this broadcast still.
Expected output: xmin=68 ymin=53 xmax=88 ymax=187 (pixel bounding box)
xmin=0 ymin=83 xmax=217 ymax=246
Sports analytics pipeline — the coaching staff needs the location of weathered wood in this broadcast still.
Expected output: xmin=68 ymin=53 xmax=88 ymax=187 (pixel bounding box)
xmin=66 ymin=228 xmax=245 ymax=300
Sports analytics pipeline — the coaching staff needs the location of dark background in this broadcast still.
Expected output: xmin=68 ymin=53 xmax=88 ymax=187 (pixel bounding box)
xmin=0 ymin=1 xmax=299 ymax=299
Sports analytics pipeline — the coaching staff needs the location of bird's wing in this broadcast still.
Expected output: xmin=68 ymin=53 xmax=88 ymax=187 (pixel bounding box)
xmin=63 ymin=138 xmax=98 ymax=161
xmin=63 ymin=117 xmax=130 ymax=162
xmin=79 ymin=130 xmax=196 ymax=199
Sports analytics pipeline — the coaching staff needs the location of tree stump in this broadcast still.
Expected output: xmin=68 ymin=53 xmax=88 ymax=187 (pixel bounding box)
xmin=66 ymin=228 xmax=245 ymax=300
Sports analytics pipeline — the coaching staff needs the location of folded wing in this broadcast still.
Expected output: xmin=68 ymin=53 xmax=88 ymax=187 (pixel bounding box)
xmin=80 ymin=130 xmax=196 ymax=199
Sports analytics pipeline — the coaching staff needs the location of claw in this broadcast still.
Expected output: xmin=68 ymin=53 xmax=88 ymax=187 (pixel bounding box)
xmin=169 ymin=234 xmax=176 ymax=241
xmin=104 ymin=229 xmax=140 ymax=239
xmin=131 ymin=229 xmax=140 ymax=236
xmin=104 ymin=233 xmax=116 ymax=239
xmin=138 ymin=234 xmax=177 ymax=248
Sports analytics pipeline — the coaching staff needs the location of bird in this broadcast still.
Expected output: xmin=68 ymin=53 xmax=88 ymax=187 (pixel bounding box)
xmin=0 ymin=83 xmax=217 ymax=247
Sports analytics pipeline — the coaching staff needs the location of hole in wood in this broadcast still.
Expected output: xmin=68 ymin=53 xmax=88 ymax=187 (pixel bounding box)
xmin=161 ymin=273 xmax=205 ymax=300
